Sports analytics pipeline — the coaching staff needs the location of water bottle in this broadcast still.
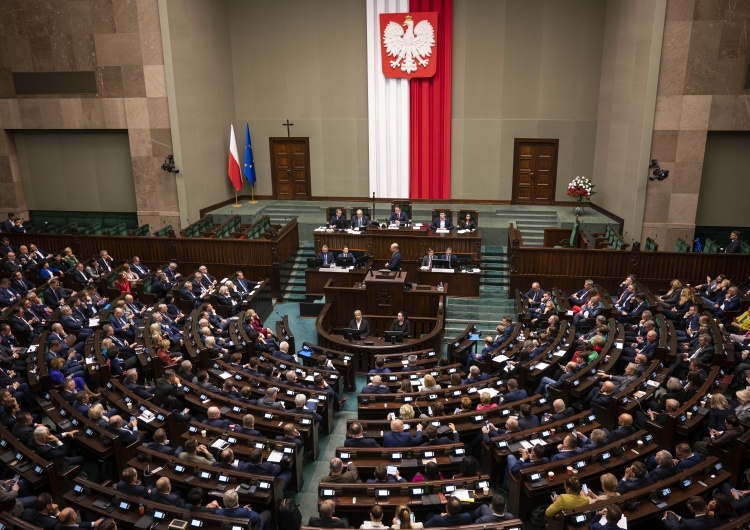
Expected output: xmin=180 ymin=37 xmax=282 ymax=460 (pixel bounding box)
xmin=438 ymin=282 xmax=443 ymax=292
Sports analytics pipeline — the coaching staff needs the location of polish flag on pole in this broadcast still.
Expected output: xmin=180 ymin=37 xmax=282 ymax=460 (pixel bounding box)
xmin=227 ymin=124 xmax=242 ymax=191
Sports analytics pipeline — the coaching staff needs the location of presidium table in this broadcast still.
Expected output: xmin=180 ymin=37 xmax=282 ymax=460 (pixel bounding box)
xmin=308 ymin=224 xmax=482 ymax=298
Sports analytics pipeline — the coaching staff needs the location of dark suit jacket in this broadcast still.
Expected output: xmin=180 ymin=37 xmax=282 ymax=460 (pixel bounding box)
xmin=20 ymin=509 xmax=62 ymax=530
xmin=725 ymin=239 xmax=741 ymax=254
xmin=115 ymin=480 xmax=150 ymax=497
xmin=649 ymin=464 xmax=677 ymax=482
xmin=606 ymin=425 xmax=636 ymax=443
xmin=360 ymin=384 xmax=389 ymax=394
xmin=425 ymin=512 xmax=472 ymax=528
xmin=316 ymin=251 xmax=335 ymax=265
xmin=307 ymin=517 xmax=348 ymax=528
xmin=383 ymin=430 xmax=422 ymax=447
xmin=344 ymin=437 xmax=380 ymax=448
xmin=616 ymin=474 xmax=653 ymax=493
xmin=389 ymin=211 xmax=408 ymax=224
xmin=430 ymin=216 xmax=454 ymax=230
xmin=518 ymin=415 xmax=540 ymax=430
xmin=662 ymin=513 xmax=718 ymax=530
xmin=386 ymin=251 xmax=402 ymax=271
xmin=348 ymin=318 xmax=370 ymax=337
xmin=504 ymin=389 xmax=529 ymax=403
xmin=351 ymin=215 xmax=370 ymax=228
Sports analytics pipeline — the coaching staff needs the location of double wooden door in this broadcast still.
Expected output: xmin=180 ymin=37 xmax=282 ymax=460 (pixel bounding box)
xmin=512 ymin=139 xmax=558 ymax=205
xmin=270 ymin=137 xmax=312 ymax=200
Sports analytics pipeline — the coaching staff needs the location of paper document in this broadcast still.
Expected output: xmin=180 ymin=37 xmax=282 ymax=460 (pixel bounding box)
xmin=566 ymin=310 xmax=574 ymax=316
xmin=552 ymin=351 xmax=566 ymax=357
xmin=599 ymin=515 xmax=627 ymax=529
xmin=219 ymin=372 xmax=232 ymax=380
xmin=493 ymin=354 xmax=509 ymax=363
xmin=534 ymin=362 xmax=550 ymax=371
xmin=89 ymin=318 xmax=100 ymax=327
xmin=210 ymin=439 xmax=229 ymax=450
xmin=519 ymin=440 xmax=533 ymax=449
xmin=454 ymin=489 xmax=475 ymax=502
xmin=138 ymin=414 xmax=155 ymax=423
xmin=481 ymin=388 xmax=499 ymax=398
xmin=387 ymin=465 xmax=398 ymax=475
xmin=267 ymin=450 xmax=284 ymax=463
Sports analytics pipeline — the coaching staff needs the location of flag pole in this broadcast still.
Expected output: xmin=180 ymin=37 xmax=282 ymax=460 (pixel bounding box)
xmin=232 ymin=190 xmax=241 ymax=208
xmin=245 ymin=120 xmax=258 ymax=204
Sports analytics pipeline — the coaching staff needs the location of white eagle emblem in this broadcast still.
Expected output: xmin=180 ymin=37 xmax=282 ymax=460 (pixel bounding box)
xmin=383 ymin=15 xmax=435 ymax=75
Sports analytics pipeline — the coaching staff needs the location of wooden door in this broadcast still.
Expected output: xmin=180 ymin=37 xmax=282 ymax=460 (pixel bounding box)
xmin=511 ymin=139 xmax=559 ymax=205
xmin=270 ymin=138 xmax=312 ymax=200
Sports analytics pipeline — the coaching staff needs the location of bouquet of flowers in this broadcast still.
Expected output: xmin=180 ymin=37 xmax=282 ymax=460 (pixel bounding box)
xmin=567 ymin=176 xmax=595 ymax=201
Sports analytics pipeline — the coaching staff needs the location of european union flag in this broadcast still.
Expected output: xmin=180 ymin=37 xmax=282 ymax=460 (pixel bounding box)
xmin=243 ymin=122 xmax=256 ymax=187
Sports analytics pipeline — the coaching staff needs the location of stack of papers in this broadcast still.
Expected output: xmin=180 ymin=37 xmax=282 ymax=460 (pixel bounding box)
xmin=534 ymin=362 xmax=550 ymax=371
xmin=454 ymin=489 xmax=475 ymax=502
xmin=493 ymin=354 xmax=509 ymax=363
xmin=267 ymin=450 xmax=284 ymax=463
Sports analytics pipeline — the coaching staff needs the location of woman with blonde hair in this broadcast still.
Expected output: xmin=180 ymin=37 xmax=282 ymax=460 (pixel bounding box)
xmin=397 ymin=379 xmax=412 ymax=393
xmin=665 ymin=287 xmax=695 ymax=320
xmin=476 ymin=392 xmax=497 ymax=412
xmin=735 ymin=390 xmax=750 ymax=423
xmin=122 ymin=263 xmax=139 ymax=283
xmin=88 ymin=403 xmax=109 ymax=428
xmin=422 ymin=374 xmax=441 ymax=391
xmin=658 ymin=279 xmax=682 ymax=307
xmin=586 ymin=473 xmax=619 ymax=503
xmin=62 ymin=247 xmax=78 ymax=269
xmin=392 ymin=505 xmax=422 ymax=529
xmin=247 ymin=308 xmax=276 ymax=339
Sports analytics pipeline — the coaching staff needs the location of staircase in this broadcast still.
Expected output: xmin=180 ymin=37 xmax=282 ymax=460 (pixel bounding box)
xmin=281 ymin=240 xmax=315 ymax=303
xmin=495 ymin=209 xmax=559 ymax=247
xmin=443 ymin=245 xmax=515 ymax=343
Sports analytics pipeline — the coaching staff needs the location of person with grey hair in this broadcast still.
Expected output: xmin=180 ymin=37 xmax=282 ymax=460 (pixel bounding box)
xmin=536 ymin=361 xmax=578 ymax=397
xmin=349 ymin=310 xmax=370 ymax=338
xmin=648 ymin=450 xmax=676 ymax=482
xmin=462 ymin=365 xmax=489 ymax=385
xmin=324 ymin=457 xmax=361 ymax=483
xmin=176 ymin=360 xmax=193 ymax=382
xmin=285 ymin=370 xmax=306 ymax=388
xmin=401 ymin=353 xmax=425 ymax=372
xmin=574 ymin=428 xmax=608 ymax=452
xmin=213 ymin=490 xmax=270 ymax=529
xmin=232 ymin=414 xmax=264 ymax=437
xmin=30 ymin=425 xmax=84 ymax=469
xmin=258 ymin=387 xmax=286 ymax=411
xmin=291 ymin=394 xmax=323 ymax=423
xmin=272 ymin=340 xmax=297 ymax=363
xmin=569 ymin=279 xmax=594 ymax=307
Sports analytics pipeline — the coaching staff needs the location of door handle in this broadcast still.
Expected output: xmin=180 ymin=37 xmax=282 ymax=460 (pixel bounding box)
xmin=530 ymin=173 xmax=534 ymax=178
xmin=287 ymin=170 xmax=292 ymax=175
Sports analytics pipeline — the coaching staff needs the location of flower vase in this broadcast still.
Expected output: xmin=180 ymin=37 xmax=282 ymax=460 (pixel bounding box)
xmin=574 ymin=197 xmax=583 ymax=217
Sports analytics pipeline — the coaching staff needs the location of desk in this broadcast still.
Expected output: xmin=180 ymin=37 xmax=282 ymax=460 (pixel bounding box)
xmin=416 ymin=269 xmax=480 ymax=297
xmin=305 ymin=267 xmax=367 ymax=297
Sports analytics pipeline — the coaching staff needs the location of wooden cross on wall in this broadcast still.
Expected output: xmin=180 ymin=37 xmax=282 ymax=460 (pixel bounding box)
xmin=283 ymin=119 xmax=294 ymax=137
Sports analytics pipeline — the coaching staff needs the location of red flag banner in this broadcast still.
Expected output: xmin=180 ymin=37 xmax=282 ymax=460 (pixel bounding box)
xmin=227 ymin=124 xmax=242 ymax=191
xmin=379 ymin=12 xmax=438 ymax=79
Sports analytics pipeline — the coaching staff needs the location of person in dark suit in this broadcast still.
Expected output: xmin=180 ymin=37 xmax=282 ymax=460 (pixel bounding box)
xmin=361 ymin=375 xmax=390 ymax=394
xmin=383 ymin=419 xmax=423 ymax=447
xmin=707 ymin=287 xmax=741 ymax=318
xmin=242 ymin=448 xmax=292 ymax=489
xmin=616 ymin=461 xmax=653 ymax=493
xmin=290 ymin=393 xmax=323 ymax=423
xmin=351 ymin=209 xmax=370 ymax=229
xmin=389 ymin=206 xmax=408 ymax=225
xmin=590 ymin=504 xmax=624 ymax=530
xmin=44 ymin=279 xmax=73 ymax=309
xmin=204 ymin=406 xmax=232 ymax=429
xmin=568 ymin=279 xmax=594 ymax=307
xmin=214 ymin=490 xmax=270 ymax=529
xmin=348 ymin=310 xmax=370 ymax=338
xmin=501 ymin=379 xmax=529 ymax=403
xmin=180 ymin=281 xmax=201 ymax=308
xmin=1 ymin=214 xmax=14 ymax=234
xmin=425 ymin=496 xmax=473 ymax=527
xmin=606 ymin=413 xmax=636 ymax=443
xmin=20 ymin=493 xmax=63 ymax=530
xmin=152 ymin=369 xmax=187 ymax=410
xmin=147 ymin=429 xmax=176 ymax=454
xmin=108 ymin=415 xmax=140 ymax=445
xmin=523 ymin=282 xmax=545 ymax=307
xmin=336 ymin=246 xmax=356 ymax=265
xmin=308 ymin=499 xmax=349 ymax=528
xmin=421 ymin=248 xmax=436 ymax=268
xmin=421 ymin=423 xmax=459 ymax=446
xmin=471 ymin=495 xmax=514 ymax=523
xmin=573 ymin=296 xmax=603 ymax=329
xmin=129 ymin=256 xmax=149 ymax=278
xmin=389 ymin=311 xmax=411 ymax=337
xmin=96 ymin=250 xmax=114 ymax=273
xmin=430 ymin=212 xmax=454 ymax=230
xmin=275 ymin=423 xmax=304 ymax=451
xmin=662 ymin=496 xmax=718 ymax=530
xmin=441 ymin=247 xmax=458 ymax=268
xmin=115 ymin=467 xmax=151 ymax=498
xmin=648 ymin=450 xmax=677 ymax=482
xmin=329 ymin=208 xmax=347 ymax=227
xmin=669 ymin=334 xmax=714 ymax=379
xmin=148 ymin=477 xmax=185 ymax=508
xmin=344 ymin=422 xmax=380 ymax=447
xmin=11 ymin=271 xmax=35 ymax=297
xmin=70 ymin=263 xmax=94 ymax=286
xmin=385 ymin=243 xmax=402 ymax=271
xmin=724 ymin=231 xmax=742 ymax=253
xmin=29 ymin=425 xmax=84 ymax=470
xmin=151 ymin=274 xmax=173 ymax=299
xmin=674 ymin=443 xmax=702 ymax=472
xmin=316 ymin=244 xmax=335 ymax=267
xmin=232 ymin=414 xmax=265 ymax=438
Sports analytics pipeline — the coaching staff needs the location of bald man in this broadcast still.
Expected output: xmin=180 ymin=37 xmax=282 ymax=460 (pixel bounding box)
xmin=361 ymin=375 xmax=390 ymax=394
xmin=383 ymin=419 xmax=423 ymax=447
xmin=148 ymin=477 xmax=185 ymax=507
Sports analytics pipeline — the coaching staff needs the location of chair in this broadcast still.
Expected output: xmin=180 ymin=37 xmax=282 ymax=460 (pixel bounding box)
xmin=554 ymin=222 xmax=579 ymax=248
xmin=325 ymin=206 xmax=347 ymax=225
xmin=390 ymin=201 xmax=412 ymax=220
xmin=457 ymin=209 xmax=479 ymax=228
xmin=430 ymin=209 xmax=453 ymax=223
xmin=645 ymin=237 xmax=659 ymax=251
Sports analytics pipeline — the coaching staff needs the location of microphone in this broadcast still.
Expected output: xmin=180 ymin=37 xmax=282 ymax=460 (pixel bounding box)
xmin=398 ymin=268 xmax=402 ymax=278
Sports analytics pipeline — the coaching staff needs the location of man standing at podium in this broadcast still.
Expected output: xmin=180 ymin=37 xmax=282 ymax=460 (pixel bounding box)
xmin=349 ymin=310 xmax=370 ymax=338
xmin=385 ymin=243 xmax=401 ymax=271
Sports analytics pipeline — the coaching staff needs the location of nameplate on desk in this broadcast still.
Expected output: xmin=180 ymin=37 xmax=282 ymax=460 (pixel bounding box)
xmin=327 ymin=268 xmax=350 ymax=273
xmin=435 ymin=229 xmax=450 ymax=234
xmin=416 ymin=285 xmax=432 ymax=290
xmin=438 ymin=268 xmax=455 ymax=273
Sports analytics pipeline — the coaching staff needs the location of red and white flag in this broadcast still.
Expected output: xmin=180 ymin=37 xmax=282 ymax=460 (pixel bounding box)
xmin=227 ymin=124 xmax=242 ymax=191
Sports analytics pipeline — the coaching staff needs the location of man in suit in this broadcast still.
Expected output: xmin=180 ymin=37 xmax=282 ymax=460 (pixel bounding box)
xmin=541 ymin=399 xmax=575 ymax=424
xmin=574 ymin=428 xmax=608 ymax=453
xmin=517 ymin=403 xmax=541 ymax=430
xmin=290 ymin=393 xmax=323 ymax=423
xmin=152 ymin=369 xmax=187 ymax=410
xmin=258 ymin=387 xmax=286 ymax=411
xmin=336 ymin=246 xmax=356 ymax=265
xmin=590 ymin=504 xmax=624 ymax=530
xmin=21 ymin=492 xmax=63 ymax=530
xmin=674 ymin=443 xmax=702 ymax=472
xmin=662 ymin=496 xmax=718 ymax=530
xmin=389 ymin=205 xmax=408 ymax=225
xmin=707 ymin=287 xmax=741 ymax=318
xmin=204 ymin=406 xmax=233 ymax=429
xmin=44 ymin=279 xmax=74 ymax=309
xmin=70 ymin=263 xmax=94 ymax=286
xmin=351 ymin=209 xmax=370 ymax=229
xmin=648 ymin=450 xmax=677 ymax=482
xmin=524 ymin=282 xmax=545 ymax=307
xmin=442 ymin=247 xmax=457 ymax=268
xmin=618 ymin=292 xmax=648 ymax=322
xmin=573 ymin=295 xmax=603 ymax=330
xmin=233 ymin=271 xmax=252 ymax=295
xmin=275 ymin=423 xmax=304 ymax=451
xmin=695 ymin=414 xmax=744 ymax=457
xmin=115 ymin=467 xmax=151 ymax=498
xmin=385 ymin=242 xmax=402 ymax=271
xmin=383 ymin=419 xmax=423 ymax=447
xmin=3 ymin=251 xmax=23 ymax=274
xmin=1 ymin=213 xmax=14 ymax=233
xmin=129 ymin=256 xmax=149 ymax=278
xmin=471 ymin=495 xmax=515 ymax=523
xmin=308 ymin=499 xmax=349 ymax=528
xmin=323 ymin=457 xmax=361 ymax=483
xmin=11 ymin=271 xmax=35 ymax=297
xmin=180 ymin=281 xmax=202 ymax=308
xmin=329 ymin=208 xmax=347 ymax=227
xmin=148 ymin=477 xmax=186 ymax=507
xmin=348 ymin=309 xmax=370 ymax=337
xmin=536 ymin=361 xmax=577 ymax=397
xmin=215 ymin=489 xmax=270 ymax=529
xmin=551 ymin=434 xmax=579 ymax=461
xmin=147 ymin=428 xmax=176 ymax=454
xmin=232 ymin=414 xmax=265 ymax=438
xmin=724 ymin=230 xmax=741 ymax=253
xmin=151 ymin=273 xmax=173 ymax=299
xmin=616 ymin=461 xmax=653 ymax=493
xmin=369 ymin=356 xmax=391 ymax=374
xmin=670 ymin=334 xmax=714 ymax=379
xmin=430 ymin=211 xmax=454 ymax=230
xmin=29 ymin=425 xmax=84 ymax=469
xmin=596 ymin=362 xmax=639 ymax=396
xmin=606 ymin=413 xmax=636 ymax=443
xmin=421 ymin=423 xmax=459 ymax=446
xmin=108 ymin=415 xmax=140 ymax=445
xmin=242 ymin=448 xmax=292 ymax=489
xmin=361 ymin=375 xmax=390 ymax=394
xmin=316 ymin=244 xmax=335 ymax=267
xmin=96 ymin=250 xmax=114 ymax=273
xmin=501 ymin=378 xmax=529 ymax=403
xmin=57 ymin=507 xmax=103 ymax=529
xmin=569 ymin=279 xmax=594 ymax=307
xmin=421 ymin=248 xmax=436 ymax=268
xmin=344 ymin=422 xmax=380 ymax=447
xmin=425 ymin=496 xmax=472 ymax=528
xmin=0 ymin=278 xmax=20 ymax=308
xmin=11 ymin=411 xmax=35 ymax=446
